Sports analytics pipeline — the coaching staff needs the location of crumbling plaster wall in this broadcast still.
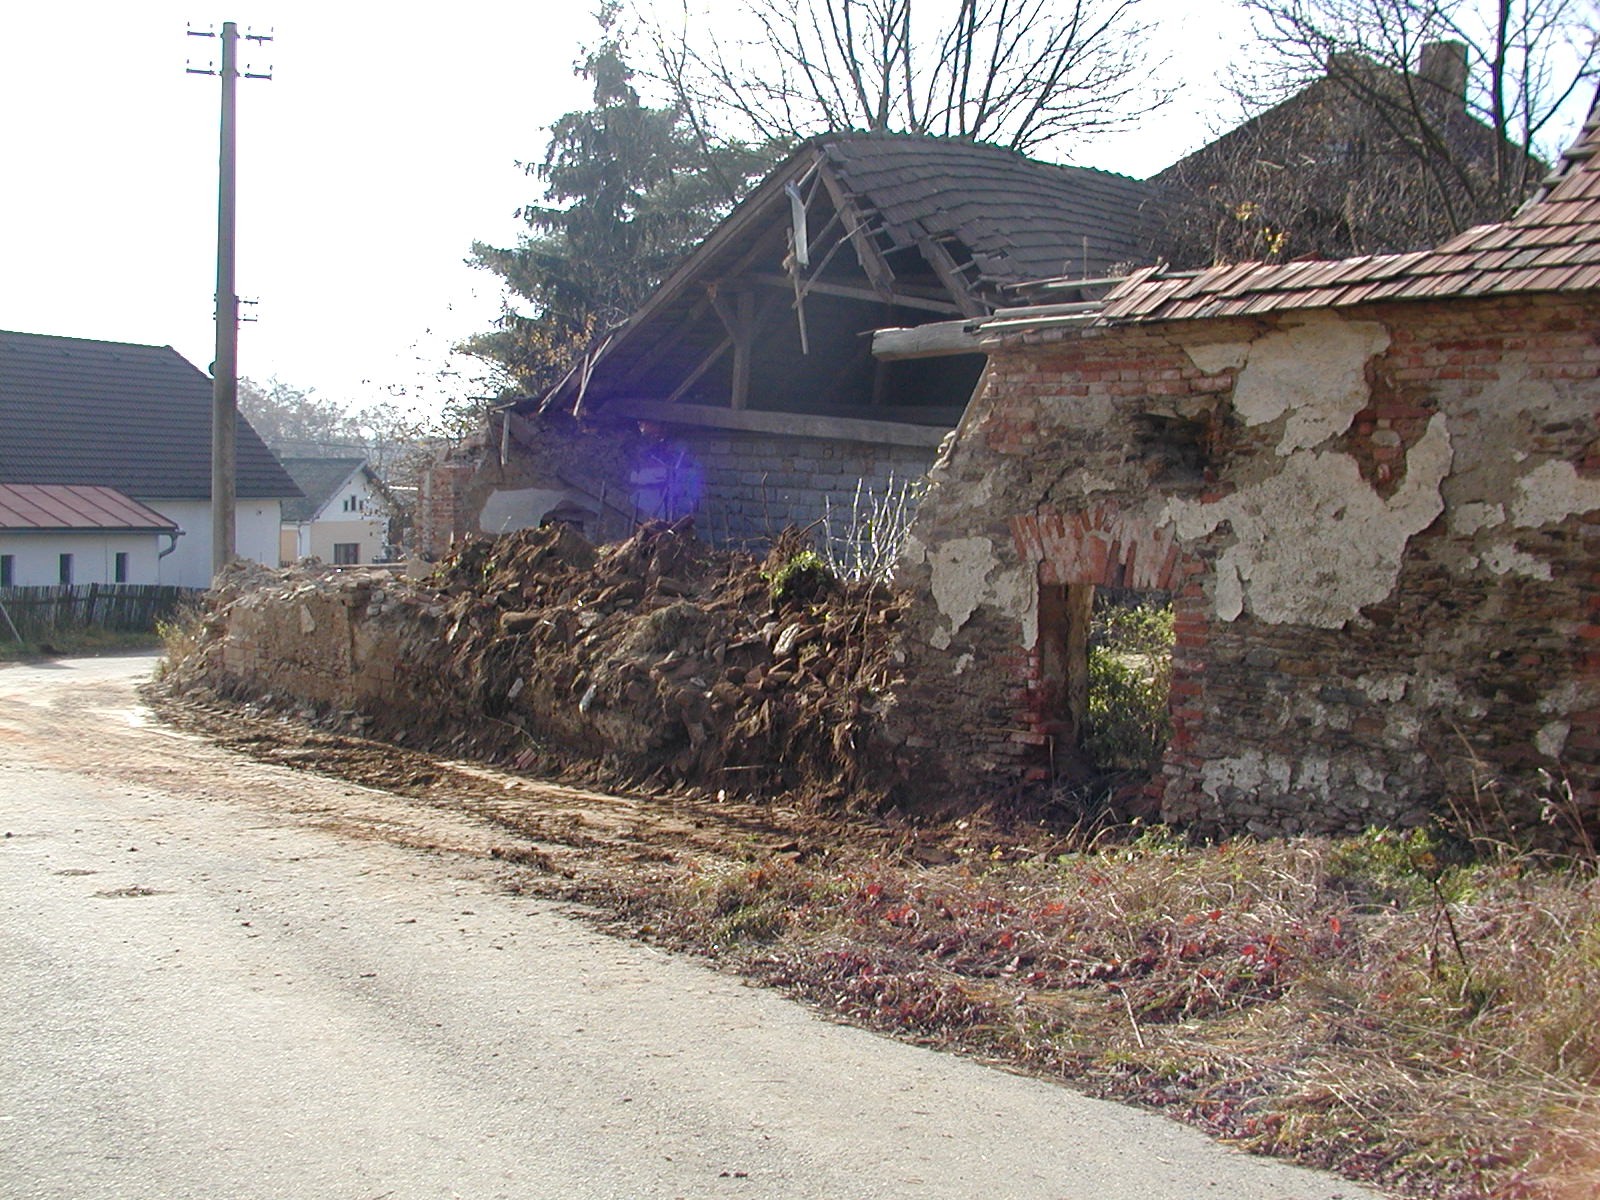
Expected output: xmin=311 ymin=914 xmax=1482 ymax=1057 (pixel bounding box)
xmin=889 ymin=296 xmax=1600 ymax=838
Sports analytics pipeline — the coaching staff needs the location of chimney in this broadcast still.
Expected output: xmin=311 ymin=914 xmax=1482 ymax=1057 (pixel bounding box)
xmin=1418 ymin=40 xmax=1468 ymax=106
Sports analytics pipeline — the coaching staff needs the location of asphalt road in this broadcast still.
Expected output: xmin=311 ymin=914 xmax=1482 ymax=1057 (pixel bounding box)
xmin=0 ymin=655 xmax=1381 ymax=1199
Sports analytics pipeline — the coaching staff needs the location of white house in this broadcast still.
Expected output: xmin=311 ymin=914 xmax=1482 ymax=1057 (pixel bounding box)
xmin=0 ymin=330 xmax=300 ymax=588
xmin=0 ymin=484 xmax=180 ymax=586
xmin=278 ymin=457 xmax=393 ymax=565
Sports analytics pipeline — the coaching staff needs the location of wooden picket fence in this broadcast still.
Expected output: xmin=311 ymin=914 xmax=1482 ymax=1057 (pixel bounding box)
xmin=0 ymin=584 xmax=200 ymax=640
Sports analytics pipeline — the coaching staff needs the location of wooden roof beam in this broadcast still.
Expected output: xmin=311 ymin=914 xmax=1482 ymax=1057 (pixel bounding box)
xmin=613 ymin=293 xmax=714 ymax=391
xmin=871 ymin=320 xmax=987 ymax=360
xmin=817 ymin=165 xmax=898 ymax=301
xmin=746 ymin=273 xmax=963 ymax=315
xmin=915 ymin=235 xmax=987 ymax=318
xmin=665 ymin=337 xmax=733 ymax=405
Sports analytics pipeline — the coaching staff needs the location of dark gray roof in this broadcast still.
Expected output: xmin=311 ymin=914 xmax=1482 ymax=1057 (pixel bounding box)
xmin=822 ymin=134 xmax=1149 ymax=283
xmin=0 ymin=330 xmax=299 ymax=501
xmin=279 ymin=456 xmax=368 ymax=522
xmin=542 ymin=132 xmax=1150 ymax=415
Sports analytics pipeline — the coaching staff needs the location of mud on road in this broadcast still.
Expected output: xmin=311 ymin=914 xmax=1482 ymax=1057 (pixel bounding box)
xmin=141 ymin=669 xmax=900 ymax=908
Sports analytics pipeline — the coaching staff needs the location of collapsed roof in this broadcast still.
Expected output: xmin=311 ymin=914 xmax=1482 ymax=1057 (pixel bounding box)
xmin=538 ymin=132 xmax=1148 ymax=425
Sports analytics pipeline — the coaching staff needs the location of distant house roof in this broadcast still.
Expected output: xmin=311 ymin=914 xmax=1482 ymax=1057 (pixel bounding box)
xmin=1138 ymin=45 xmax=1546 ymax=269
xmin=0 ymin=484 xmax=178 ymax=532
xmin=1097 ymin=90 xmax=1600 ymax=323
xmin=0 ymin=330 xmax=299 ymax=501
xmin=278 ymin=456 xmax=373 ymax=523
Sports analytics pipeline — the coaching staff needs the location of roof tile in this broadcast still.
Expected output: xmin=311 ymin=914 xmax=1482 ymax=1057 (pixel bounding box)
xmin=0 ymin=483 xmax=178 ymax=531
xmin=1090 ymin=87 xmax=1600 ymax=324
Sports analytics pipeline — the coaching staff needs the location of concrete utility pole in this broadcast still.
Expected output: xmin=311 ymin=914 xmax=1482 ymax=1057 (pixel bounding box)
xmin=188 ymin=22 xmax=271 ymax=578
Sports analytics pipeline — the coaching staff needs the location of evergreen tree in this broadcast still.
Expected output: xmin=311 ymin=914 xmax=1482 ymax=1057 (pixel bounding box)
xmin=465 ymin=7 xmax=779 ymax=394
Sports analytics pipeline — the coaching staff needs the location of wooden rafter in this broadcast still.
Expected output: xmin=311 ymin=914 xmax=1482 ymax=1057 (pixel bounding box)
xmin=665 ymin=337 xmax=733 ymax=405
xmin=914 ymin=235 xmax=987 ymax=318
xmin=747 ymin=272 xmax=962 ymax=315
xmin=614 ymin=294 xmax=714 ymax=391
xmin=817 ymin=165 xmax=897 ymax=300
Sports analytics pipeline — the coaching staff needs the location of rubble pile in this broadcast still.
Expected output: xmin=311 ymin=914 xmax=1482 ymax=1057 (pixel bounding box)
xmin=429 ymin=522 xmax=909 ymax=807
xmin=170 ymin=522 xmax=914 ymax=810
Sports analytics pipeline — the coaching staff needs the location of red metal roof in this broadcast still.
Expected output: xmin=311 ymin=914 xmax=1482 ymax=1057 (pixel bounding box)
xmin=0 ymin=484 xmax=178 ymax=532
xmin=1098 ymin=91 xmax=1600 ymax=323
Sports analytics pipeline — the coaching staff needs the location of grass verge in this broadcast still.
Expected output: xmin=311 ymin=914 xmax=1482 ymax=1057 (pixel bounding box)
xmin=607 ymin=822 xmax=1599 ymax=1200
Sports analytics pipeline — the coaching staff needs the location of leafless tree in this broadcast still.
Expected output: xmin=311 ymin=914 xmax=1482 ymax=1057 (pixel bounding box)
xmin=1240 ymin=0 xmax=1598 ymax=227
xmin=641 ymin=0 xmax=1161 ymax=158
xmin=1141 ymin=0 xmax=1597 ymax=268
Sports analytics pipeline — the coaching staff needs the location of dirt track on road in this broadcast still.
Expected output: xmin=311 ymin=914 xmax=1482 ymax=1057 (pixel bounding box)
xmin=1 ymin=652 xmax=1380 ymax=1200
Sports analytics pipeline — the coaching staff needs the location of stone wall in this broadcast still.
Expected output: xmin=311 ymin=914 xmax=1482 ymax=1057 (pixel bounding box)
xmin=429 ymin=410 xmax=943 ymax=555
xmin=660 ymin=427 xmax=937 ymax=551
xmin=889 ymin=295 xmax=1600 ymax=839
xmin=212 ymin=570 xmax=459 ymax=728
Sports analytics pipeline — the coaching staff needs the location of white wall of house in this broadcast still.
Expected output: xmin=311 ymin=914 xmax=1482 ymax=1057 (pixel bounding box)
xmin=0 ymin=531 xmax=167 ymax=587
xmin=281 ymin=473 xmax=390 ymax=565
xmin=149 ymin=499 xmax=283 ymax=587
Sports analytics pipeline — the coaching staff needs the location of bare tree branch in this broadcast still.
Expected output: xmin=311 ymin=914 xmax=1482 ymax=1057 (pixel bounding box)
xmin=640 ymin=0 xmax=1164 ymax=158
xmin=1235 ymin=0 xmax=1598 ymax=223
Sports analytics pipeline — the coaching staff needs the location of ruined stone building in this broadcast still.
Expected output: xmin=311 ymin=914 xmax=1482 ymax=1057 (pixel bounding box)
xmin=404 ymin=68 xmax=1599 ymax=839
xmin=882 ymin=100 xmax=1600 ymax=836
xmin=422 ymin=43 xmax=1539 ymax=562
xmin=418 ymin=132 xmax=1149 ymax=556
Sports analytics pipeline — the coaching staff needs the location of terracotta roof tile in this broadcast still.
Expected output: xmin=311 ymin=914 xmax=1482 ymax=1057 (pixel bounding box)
xmin=1088 ymin=87 xmax=1600 ymax=324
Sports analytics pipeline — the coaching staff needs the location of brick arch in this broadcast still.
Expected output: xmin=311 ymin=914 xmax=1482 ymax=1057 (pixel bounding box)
xmin=1006 ymin=501 xmax=1203 ymax=797
xmin=1009 ymin=502 xmax=1182 ymax=591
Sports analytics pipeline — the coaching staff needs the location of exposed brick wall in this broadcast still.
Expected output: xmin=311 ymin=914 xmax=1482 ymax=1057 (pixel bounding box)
xmin=416 ymin=458 xmax=476 ymax=560
xmin=889 ymin=296 xmax=1600 ymax=841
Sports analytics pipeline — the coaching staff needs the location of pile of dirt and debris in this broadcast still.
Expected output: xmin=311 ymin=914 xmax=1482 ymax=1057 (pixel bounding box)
xmin=430 ymin=521 xmax=911 ymax=806
xmin=163 ymin=521 xmax=915 ymax=811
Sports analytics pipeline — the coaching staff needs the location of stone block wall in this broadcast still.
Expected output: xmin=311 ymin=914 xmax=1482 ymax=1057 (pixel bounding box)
xmin=661 ymin=427 xmax=938 ymax=550
xmin=889 ymin=295 xmax=1600 ymax=840
xmin=212 ymin=571 xmax=462 ymax=732
xmin=444 ymin=410 xmax=943 ymax=555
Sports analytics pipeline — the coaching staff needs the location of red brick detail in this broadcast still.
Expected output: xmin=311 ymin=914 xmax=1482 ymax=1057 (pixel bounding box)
xmin=1010 ymin=502 xmax=1182 ymax=591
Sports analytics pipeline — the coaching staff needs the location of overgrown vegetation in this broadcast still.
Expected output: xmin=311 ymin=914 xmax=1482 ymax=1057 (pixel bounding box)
xmin=614 ymin=817 xmax=1600 ymax=1199
xmin=763 ymin=548 xmax=834 ymax=605
xmin=1084 ymin=600 xmax=1174 ymax=771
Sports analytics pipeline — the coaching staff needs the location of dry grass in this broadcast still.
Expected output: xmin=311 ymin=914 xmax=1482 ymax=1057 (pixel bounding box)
xmin=615 ymin=822 xmax=1600 ymax=1199
xmin=0 ymin=625 xmax=163 ymax=662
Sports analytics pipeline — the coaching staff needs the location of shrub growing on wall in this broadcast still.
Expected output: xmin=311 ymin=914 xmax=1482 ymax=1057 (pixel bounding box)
xmin=1084 ymin=601 xmax=1174 ymax=771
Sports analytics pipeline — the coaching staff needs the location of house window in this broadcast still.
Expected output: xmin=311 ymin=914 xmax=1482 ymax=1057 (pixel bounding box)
xmin=59 ymin=553 xmax=73 ymax=585
xmin=343 ymin=495 xmax=358 ymax=513
xmin=333 ymin=542 xmax=360 ymax=565
xmin=114 ymin=552 xmax=129 ymax=583
xmin=0 ymin=555 xmax=12 ymax=587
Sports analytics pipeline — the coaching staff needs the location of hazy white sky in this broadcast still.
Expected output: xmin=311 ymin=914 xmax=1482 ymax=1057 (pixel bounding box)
xmin=0 ymin=1 xmax=1258 ymax=419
